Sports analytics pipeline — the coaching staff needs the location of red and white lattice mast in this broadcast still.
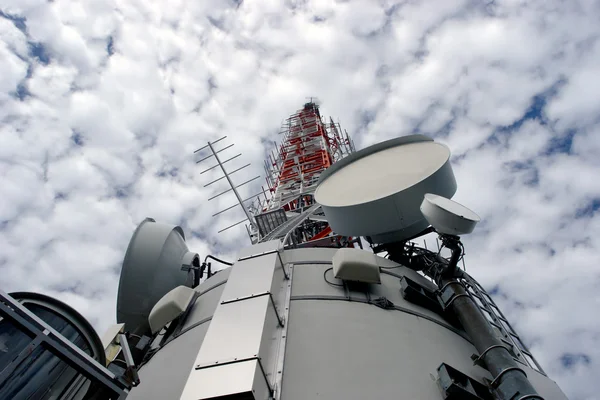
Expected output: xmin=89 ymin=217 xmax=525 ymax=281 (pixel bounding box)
xmin=252 ymin=101 xmax=355 ymax=245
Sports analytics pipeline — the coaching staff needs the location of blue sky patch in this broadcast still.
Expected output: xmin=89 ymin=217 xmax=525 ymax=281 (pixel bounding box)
xmin=560 ymin=353 xmax=591 ymax=369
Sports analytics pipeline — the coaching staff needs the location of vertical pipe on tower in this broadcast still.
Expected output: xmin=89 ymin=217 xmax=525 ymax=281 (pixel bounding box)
xmin=440 ymin=279 xmax=542 ymax=399
xmin=437 ymin=243 xmax=542 ymax=399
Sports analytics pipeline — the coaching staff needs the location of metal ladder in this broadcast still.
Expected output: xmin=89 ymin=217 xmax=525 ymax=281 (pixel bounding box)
xmin=259 ymin=203 xmax=322 ymax=243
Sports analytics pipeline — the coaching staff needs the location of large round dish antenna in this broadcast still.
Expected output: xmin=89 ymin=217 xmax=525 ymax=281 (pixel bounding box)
xmin=116 ymin=218 xmax=198 ymax=334
xmin=315 ymin=135 xmax=457 ymax=244
xmin=420 ymin=193 xmax=480 ymax=236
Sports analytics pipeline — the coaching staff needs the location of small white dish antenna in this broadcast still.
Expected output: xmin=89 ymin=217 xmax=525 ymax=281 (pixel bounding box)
xmin=315 ymin=135 xmax=457 ymax=243
xmin=420 ymin=193 xmax=480 ymax=236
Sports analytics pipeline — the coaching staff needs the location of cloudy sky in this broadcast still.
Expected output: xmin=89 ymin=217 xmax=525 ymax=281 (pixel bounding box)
xmin=1 ymin=0 xmax=599 ymax=398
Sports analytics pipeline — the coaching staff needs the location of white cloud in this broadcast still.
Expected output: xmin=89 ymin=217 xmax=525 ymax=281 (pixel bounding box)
xmin=0 ymin=36 xmax=28 ymax=93
xmin=1 ymin=1 xmax=599 ymax=398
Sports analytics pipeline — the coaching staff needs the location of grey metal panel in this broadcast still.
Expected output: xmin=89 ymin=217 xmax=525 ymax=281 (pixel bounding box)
xmin=181 ymin=359 xmax=269 ymax=400
xmin=237 ymin=239 xmax=282 ymax=260
xmin=182 ymin=295 xmax=279 ymax=400
xmin=180 ymin=282 xmax=226 ymax=332
xmin=127 ymin=322 xmax=210 ymax=400
xmin=181 ymin=246 xmax=284 ymax=399
xmin=281 ymin=300 xmax=567 ymax=400
xmin=281 ymin=300 xmax=490 ymax=400
xmin=194 ymin=295 xmax=273 ymax=366
xmin=221 ymin=253 xmax=282 ymax=303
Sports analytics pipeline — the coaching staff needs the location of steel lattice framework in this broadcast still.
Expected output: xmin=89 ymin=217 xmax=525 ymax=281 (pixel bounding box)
xmin=266 ymin=102 xmax=354 ymax=211
xmin=252 ymin=102 xmax=355 ymax=245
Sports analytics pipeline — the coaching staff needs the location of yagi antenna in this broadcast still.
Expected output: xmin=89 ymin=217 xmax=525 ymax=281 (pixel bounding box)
xmin=193 ymin=136 xmax=263 ymax=234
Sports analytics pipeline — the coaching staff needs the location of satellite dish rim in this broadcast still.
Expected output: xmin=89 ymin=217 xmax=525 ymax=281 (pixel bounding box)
xmin=316 ymin=134 xmax=451 ymax=207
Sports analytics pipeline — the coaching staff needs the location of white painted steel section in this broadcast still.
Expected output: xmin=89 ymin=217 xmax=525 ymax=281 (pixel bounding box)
xmin=220 ymin=254 xmax=281 ymax=303
xmin=188 ymin=295 xmax=275 ymax=363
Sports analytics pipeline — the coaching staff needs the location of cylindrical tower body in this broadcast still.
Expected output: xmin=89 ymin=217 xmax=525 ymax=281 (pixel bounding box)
xmin=125 ymin=243 xmax=567 ymax=400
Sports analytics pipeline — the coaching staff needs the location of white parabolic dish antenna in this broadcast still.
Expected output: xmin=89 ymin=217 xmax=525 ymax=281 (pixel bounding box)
xmin=420 ymin=193 xmax=480 ymax=236
xmin=315 ymin=135 xmax=457 ymax=243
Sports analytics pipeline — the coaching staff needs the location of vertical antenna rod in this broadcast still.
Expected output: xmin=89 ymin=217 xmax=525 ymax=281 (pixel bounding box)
xmin=207 ymin=141 xmax=255 ymax=228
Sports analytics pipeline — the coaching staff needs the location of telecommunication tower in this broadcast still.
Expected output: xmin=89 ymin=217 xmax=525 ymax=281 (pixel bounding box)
xmin=0 ymin=102 xmax=568 ymax=400
xmin=252 ymin=101 xmax=355 ymax=246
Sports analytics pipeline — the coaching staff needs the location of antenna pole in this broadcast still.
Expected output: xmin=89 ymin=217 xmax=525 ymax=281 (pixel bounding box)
xmin=208 ymin=141 xmax=255 ymax=228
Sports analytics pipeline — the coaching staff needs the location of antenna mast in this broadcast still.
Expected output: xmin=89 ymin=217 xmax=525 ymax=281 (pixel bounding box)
xmin=194 ymin=136 xmax=260 ymax=235
xmin=253 ymin=100 xmax=354 ymax=246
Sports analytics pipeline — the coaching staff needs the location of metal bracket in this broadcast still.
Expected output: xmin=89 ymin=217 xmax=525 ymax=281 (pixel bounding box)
xmin=489 ymin=366 xmax=527 ymax=388
xmin=117 ymin=334 xmax=140 ymax=387
xmin=400 ymin=276 xmax=443 ymax=315
xmin=470 ymin=344 xmax=509 ymax=367
xmin=437 ymin=281 xmax=471 ymax=311
xmin=221 ymin=291 xmax=285 ymax=327
xmin=238 ymin=249 xmax=289 ymax=279
xmin=437 ymin=363 xmax=492 ymax=400
xmin=485 ymin=366 xmax=544 ymax=400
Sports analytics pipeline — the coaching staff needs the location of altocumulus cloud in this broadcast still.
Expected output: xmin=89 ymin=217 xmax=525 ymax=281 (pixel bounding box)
xmin=1 ymin=0 xmax=600 ymax=398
